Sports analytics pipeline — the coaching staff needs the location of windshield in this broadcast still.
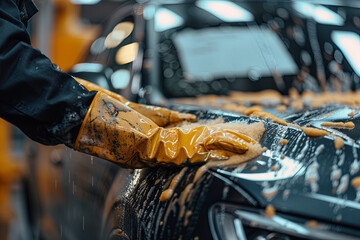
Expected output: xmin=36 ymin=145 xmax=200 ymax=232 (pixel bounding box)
xmin=154 ymin=1 xmax=360 ymax=98
xmin=173 ymin=26 xmax=298 ymax=82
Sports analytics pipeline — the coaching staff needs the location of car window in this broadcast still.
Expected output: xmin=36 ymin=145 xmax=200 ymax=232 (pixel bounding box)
xmin=155 ymin=2 xmax=360 ymax=98
xmin=173 ymin=26 xmax=298 ymax=82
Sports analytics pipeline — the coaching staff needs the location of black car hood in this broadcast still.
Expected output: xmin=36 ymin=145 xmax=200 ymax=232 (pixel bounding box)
xmin=172 ymin=104 xmax=360 ymax=230
xmin=206 ymin=105 xmax=360 ymax=229
xmin=159 ymin=0 xmax=360 ymax=229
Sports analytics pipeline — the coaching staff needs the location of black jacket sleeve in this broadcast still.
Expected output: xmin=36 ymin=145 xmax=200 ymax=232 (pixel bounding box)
xmin=0 ymin=0 xmax=97 ymax=147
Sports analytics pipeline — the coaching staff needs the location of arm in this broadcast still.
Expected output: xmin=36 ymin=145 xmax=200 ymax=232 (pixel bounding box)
xmin=0 ymin=0 xmax=97 ymax=146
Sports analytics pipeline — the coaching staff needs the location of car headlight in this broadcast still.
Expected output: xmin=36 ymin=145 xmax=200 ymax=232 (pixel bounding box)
xmin=208 ymin=203 xmax=357 ymax=240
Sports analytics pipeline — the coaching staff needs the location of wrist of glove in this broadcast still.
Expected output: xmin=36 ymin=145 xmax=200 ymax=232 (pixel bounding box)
xmin=74 ymin=92 xmax=255 ymax=168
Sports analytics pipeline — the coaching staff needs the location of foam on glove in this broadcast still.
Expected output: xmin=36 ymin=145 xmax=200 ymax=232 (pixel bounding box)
xmin=74 ymin=92 xmax=255 ymax=168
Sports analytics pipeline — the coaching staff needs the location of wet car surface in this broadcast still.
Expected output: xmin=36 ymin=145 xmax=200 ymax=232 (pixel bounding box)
xmin=26 ymin=0 xmax=360 ymax=239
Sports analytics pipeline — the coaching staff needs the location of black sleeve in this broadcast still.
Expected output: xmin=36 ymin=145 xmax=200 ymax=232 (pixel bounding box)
xmin=0 ymin=0 xmax=97 ymax=147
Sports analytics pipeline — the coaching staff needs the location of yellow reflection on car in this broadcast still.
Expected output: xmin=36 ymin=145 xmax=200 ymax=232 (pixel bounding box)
xmin=104 ymin=22 xmax=134 ymax=48
xmin=116 ymin=42 xmax=139 ymax=65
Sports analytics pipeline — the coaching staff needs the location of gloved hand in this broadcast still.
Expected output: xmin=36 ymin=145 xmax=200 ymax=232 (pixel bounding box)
xmin=74 ymin=92 xmax=255 ymax=168
xmin=75 ymin=78 xmax=196 ymax=127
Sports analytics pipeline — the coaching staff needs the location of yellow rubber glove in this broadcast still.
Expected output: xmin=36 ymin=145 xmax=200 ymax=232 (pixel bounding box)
xmin=75 ymin=78 xmax=196 ymax=127
xmin=74 ymin=92 xmax=255 ymax=168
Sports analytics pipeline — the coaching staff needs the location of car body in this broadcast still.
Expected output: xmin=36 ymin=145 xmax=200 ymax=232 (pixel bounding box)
xmin=26 ymin=0 xmax=360 ymax=239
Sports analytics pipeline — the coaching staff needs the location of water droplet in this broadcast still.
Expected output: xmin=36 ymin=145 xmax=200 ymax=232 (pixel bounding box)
xmin=276 ymin=8 xmax=289 ymax=19
xmin=248 ymin=68 xmax=261 ymax=81
xmin=336 ymin=174 xmax=349 ymax=195
xmin=334 ymin=50 xmax=343 ymax=63
xmin=300 ymin=50 xmax=312 ymax=66
xmin=164 ymin=68 xmax=174 ymax=78
xmin=324 ymin=42 xmax=333 ymax=55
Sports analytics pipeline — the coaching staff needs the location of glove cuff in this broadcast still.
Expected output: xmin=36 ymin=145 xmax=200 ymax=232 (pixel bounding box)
xmin=74 ymin=91 xmax=101 ymax=150
xmin=73 ymin=92 xmax=158 ymax=168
